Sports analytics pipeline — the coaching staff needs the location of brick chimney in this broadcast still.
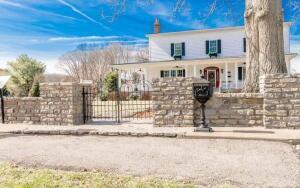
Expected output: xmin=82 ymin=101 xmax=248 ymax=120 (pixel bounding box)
xmin=154 ymin=18 xmax=160 ymax=34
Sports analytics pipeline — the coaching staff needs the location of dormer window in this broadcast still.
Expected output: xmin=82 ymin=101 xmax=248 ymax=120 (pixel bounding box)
xmin=171 ymin=43 xmax=185 ymax=59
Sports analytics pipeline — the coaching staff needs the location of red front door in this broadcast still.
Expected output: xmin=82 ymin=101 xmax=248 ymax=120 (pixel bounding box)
xmin=204 ymin=67 xmax=220 ymax=88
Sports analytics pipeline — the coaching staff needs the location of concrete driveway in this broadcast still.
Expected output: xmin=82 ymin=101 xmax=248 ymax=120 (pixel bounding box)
xmin=0 ymin=135 xmax=299 ymax=187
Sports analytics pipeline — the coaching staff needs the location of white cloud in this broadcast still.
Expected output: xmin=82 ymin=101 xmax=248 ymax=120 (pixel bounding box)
xmin=46 ymin=35 xmax=147 ymax=45
xmin=144 ymin=2 xmax=170 ymax=17
xmin=0 ymin=0 xmax=23 ymax=8
xmin=48 ymin=36 xmax=120 ymax=42
xmin=0 ymin=0 xmax=80 ymax=21
xmin=57 ymin=0 xmax=110 ymax=30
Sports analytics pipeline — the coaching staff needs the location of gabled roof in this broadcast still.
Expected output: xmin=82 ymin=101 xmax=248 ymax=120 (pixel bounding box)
xmin=146 ymin=22 xmax=293 ymax=38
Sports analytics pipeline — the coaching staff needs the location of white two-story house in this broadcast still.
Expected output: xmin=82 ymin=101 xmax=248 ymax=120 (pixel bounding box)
xmin=113 ymin=19 xmax=297 ymax=90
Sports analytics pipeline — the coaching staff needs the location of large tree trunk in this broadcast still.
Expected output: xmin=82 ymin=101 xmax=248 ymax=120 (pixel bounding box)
xmin=243 ymin=0 xmax=260 ymax=92
xmin=243 ymin=0 xmax=287 ymax=92
xmin=256 ymin=0 xmax=287 ymax=74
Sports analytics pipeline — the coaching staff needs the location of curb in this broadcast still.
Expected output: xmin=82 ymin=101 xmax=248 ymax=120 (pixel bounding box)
xmin=5 ymin=130 xmax=180 ymax=138
xmin=3 ymin=129 xmax=300 ymax=145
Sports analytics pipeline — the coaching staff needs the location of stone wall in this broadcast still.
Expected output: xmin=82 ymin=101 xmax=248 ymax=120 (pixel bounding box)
xmin=261 ymin=74 xmax=300 ymax=129
xmin=153 ymin=78 xmax=264 ymax=127
xmin=39 ymin=82 xmax=85 ymax=125
xmin=1 ymin=97 xmax=41 ymax=124
xmin=153 ymin=77 xmax=201 ymax=127
xmin=153 ymin=74 xmax=300 ymax=129
xmin=197 ymin=93 xmax=264 ymax=127
xmin=152 ymin=77 xmax=264 ymax=128
xmin=1 ymin=82 xmax=89 ymax=126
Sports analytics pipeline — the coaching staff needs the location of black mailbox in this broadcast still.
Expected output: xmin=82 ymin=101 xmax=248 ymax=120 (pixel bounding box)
xmin=193 ymin=82 xmax=214 ymax=132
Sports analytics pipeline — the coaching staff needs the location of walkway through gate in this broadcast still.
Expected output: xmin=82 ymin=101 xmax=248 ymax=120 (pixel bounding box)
xmin=82 ymin=79 xmax=153 ymax=123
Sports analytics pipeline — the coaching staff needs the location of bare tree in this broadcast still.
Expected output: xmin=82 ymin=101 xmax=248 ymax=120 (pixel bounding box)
xmin=104 ymin=44 xmax=131 ymax=64
xmin=58 ymin=43 xmax=138 ymax=83
xmin=59 ymin=49 xmax=112 ymax=83
xmin=135 ymin=47 xmax=149 ymax=63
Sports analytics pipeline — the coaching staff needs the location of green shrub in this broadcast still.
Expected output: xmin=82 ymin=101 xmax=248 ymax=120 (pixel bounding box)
xmin=7 ymin=54 xmax=45 ymax=97
xmin=104 ymin=72 xmax=118 ymax=92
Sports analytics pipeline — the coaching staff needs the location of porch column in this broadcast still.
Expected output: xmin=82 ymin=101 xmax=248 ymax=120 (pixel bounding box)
xmin=225 ymin=63 xmax=228 ymax=89
xmin=287 ymin=60 xmax=291 ymax=74
xmin=235 ymin=62 xmax=238 ymax=89
xmin=193 ymin=64 xmax=197 ymax=77
xmin=144 ymin=68 xmax=148 ymax=81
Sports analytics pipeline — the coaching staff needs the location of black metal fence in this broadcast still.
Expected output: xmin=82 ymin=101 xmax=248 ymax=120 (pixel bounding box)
xmin=82 ymin=80 xmax=153 ymax=123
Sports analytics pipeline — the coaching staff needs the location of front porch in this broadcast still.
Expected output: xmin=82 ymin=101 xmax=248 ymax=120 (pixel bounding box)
xmin=113 ymin=56 xmax=249 ymax=91
xmin=184 ymin=62 xmax=246 ymax=92
xmin=113 ymin=54 xmax=295 ymax=91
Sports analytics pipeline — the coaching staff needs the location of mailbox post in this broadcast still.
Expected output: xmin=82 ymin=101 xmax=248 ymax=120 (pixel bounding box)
xmin=193 ymin=81 xmax=214 ymax=132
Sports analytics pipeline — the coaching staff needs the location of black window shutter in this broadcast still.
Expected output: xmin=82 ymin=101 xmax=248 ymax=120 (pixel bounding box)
xmin=243 ymin=38 xmax=246 ymax=52
xmin=238 ymin=67 xmax=243 ymax=81
xmin=182 ymin=42 xmax=185 ymax=56
xmin=183 ymin=69 xmax=186 ymax=77
xmin=160 ymin=70 xmax=164 ymax=78
xmin=217 ymin=40 xmax=221 ymax=54
xmin=206 ymin=40 xmax=209 ymax=54
xmin=171 ymin=43 xmax=174 ymax=57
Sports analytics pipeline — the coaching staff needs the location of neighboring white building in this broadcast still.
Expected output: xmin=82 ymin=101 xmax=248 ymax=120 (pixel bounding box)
xmin=113 ymin=19 xmax=297 ymax=91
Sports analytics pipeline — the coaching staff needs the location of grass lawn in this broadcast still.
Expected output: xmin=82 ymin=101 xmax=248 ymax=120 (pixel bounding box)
xmin=0 ymin=163 xmax=194 ymax=188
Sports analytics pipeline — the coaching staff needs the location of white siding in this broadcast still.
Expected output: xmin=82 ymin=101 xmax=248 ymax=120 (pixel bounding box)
xmin=149 ymin=25 xmax=291 ymax=61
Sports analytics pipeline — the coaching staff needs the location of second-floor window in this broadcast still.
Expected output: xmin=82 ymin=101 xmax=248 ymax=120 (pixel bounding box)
xmin=206 ymin=40 xmax=221 ymax=56
xmin=174 ymin=43 xmax=182 ymax=56
xmin=209 ymin=40 xmax=218 ymax=53
xmin=171 ymin=42 xmax=185 ymax=57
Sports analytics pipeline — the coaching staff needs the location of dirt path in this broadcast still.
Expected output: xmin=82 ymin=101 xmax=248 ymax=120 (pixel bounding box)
xmin=0 ymin=135 xmax=299 ymax=187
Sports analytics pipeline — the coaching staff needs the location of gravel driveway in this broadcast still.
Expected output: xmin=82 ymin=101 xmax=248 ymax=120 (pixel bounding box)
xmin=0 ymin=135 xmax=299 ymax=187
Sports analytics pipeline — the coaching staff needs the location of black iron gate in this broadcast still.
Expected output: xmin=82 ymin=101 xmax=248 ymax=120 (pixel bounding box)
xmin=82 ymin=79 xmax=153 ymax=123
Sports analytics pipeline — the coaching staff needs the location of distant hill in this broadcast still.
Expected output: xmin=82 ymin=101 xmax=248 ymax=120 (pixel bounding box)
xmin=43 ymin=73 xmax=73 ymax=82
xmin=0 ymin=68 xmax=8 ymax=76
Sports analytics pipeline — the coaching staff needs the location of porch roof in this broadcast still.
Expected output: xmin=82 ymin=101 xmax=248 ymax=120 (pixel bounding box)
xmin=112 ymin=53 xmax=297 ymax=69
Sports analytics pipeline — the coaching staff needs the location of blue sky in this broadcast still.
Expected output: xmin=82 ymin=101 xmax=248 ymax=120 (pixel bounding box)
xmin=0 ymin=0 xmax=299 ymax=73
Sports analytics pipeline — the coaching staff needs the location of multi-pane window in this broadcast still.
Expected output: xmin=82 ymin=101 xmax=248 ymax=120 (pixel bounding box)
xmin=174 ymin=43 xmax=182 ymax=56
xmin=171 ymin=70 xmax=177 ymax=77
xmin=161 ymin=69 xmax=185 ymax=78
xmin=163 ymin=71 xmax=170 ymax=77
xmin=177 ymin=70 xmax=183 ymax=77
xmin=209 ymin=40 xmax=217 ymax=53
